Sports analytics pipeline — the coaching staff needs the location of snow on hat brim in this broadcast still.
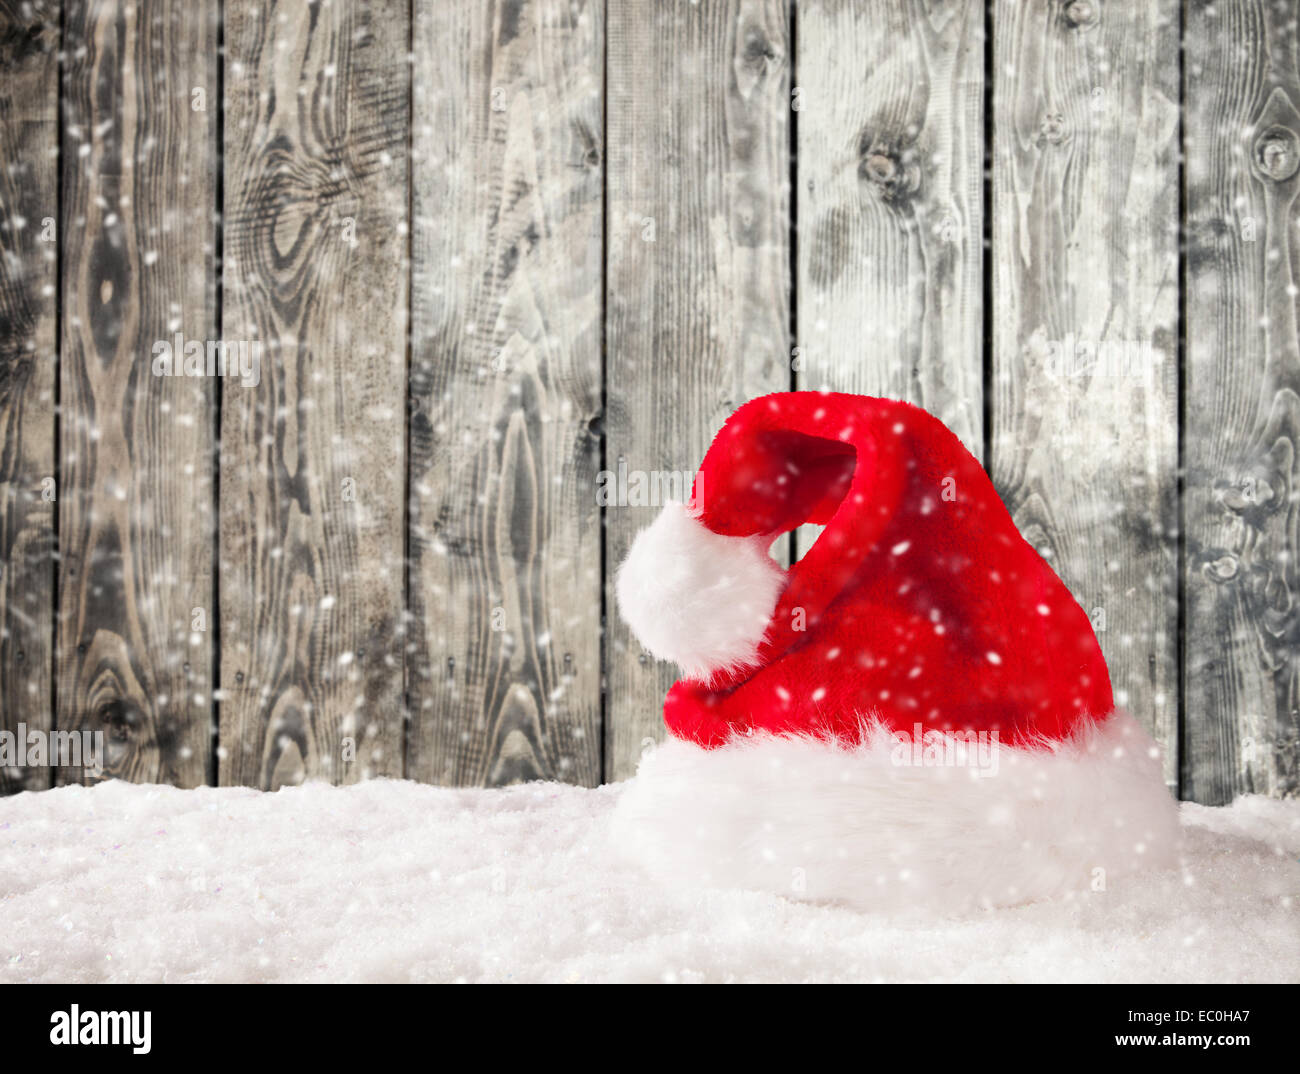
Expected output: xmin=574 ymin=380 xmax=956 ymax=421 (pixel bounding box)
xmin=611 ymin=710 xmax=1179 ymax=914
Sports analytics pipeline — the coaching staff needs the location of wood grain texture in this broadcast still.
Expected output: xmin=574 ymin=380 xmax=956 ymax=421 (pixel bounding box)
xmin=58 ymin=0 xmax=217 ymax=787
xmin=605 ymin=0 xmax=791 ymax=779
xmin=796 ymin=0 xmax=984 ymax=455
xmin=220 ymin=0 xmax=408 ymax=788
xmin=408 ymin=0 xmax=604 ymax=787
xmin=990 ymin=0 xmax=1180 ymax=788
xmin=1184 ymin=0 xmax=1300 ymax=802
xmin=0 ymin=0 xmax=58 ymax=793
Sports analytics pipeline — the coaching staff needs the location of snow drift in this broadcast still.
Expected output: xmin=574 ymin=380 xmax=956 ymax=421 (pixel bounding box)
xmin=0 ymin=777 xmax=1296 ymax=983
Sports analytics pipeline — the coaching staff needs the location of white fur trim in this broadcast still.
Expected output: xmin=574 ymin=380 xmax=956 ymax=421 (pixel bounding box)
xmin=615 ymin=501 xmax=786 ymax=682
xmin=610 ymin=711 xmax=1179 ymax=914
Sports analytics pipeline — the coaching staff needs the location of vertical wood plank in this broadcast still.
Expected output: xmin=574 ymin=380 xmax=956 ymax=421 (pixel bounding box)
xmin=408 ymin=1 xmax=604 ymax=786
xmin=605 ymin=0 xmax=791 ymax=779
xmin=221 ymin=0 xmax=409 ymax=788
xmin=992 ymin=0 xmax=1181 ymax=786
xmin=797 ymin=0 xmax=984 ymax=456
xmin=1184 ymin=0 xmax=1300 ymax=802
xmin=0 ymin=0 xmax=58 ymax=793
xmin=58 ymin=0 xmax=217 ymax=787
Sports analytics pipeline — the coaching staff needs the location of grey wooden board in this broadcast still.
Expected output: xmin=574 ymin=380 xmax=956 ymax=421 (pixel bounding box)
xmin=1 ymin=0 xmax=1297 ymax=803
xmin=407 ymin=0 xmax=604 ymax=787
xmin=57 ymin=0 xmax=218 ymax=787
xmin=0 ymin=0 xmax=59 ymax=792
xmin=796 ymin=0 xmax=984 ymax=455
xmin=219 ymin=0 xmax=409 ymax=788
xmin=991 ymin=0 xmax=1181 ymax=788
xmin=605 ymin=0 xmax=792 ymax=780
xmin=1183 ymin=0 xmax=1300 ymax=803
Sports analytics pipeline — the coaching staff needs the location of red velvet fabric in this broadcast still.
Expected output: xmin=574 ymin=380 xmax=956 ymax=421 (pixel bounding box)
xmin=664 ymin=392 xmax=1113 ymax=748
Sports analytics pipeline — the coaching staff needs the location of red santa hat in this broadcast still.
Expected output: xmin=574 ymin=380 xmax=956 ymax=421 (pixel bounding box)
xmin=612 ymin=392 xmax=1178 ymax=914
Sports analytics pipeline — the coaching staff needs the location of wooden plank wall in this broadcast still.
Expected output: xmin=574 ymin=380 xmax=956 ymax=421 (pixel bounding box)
xmin=58 ymin=0 xmax=218 ymax=787
xmin=0 ymin=0 xmax=1296 ymax=803
xmin=797 ymin=0 xmax=983 ymax=455
xmin=0 ymin=0 xmax=59 ymax=793
xmin=220 ymin=0 xmax=409 ymax=788
xmin=992 ymin=0 xmax=1181 ymax=788
xmin=605 ymin=0 xmax=791 ymax=779
xmin=1184 ymin=0 xmax=1300 ymax=802
xmin=409 ymin=0 xmax=604 ymax=788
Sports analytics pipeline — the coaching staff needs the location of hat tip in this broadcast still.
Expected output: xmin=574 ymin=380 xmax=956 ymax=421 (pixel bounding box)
xmin=615 ymin=501 xmax=785 ymax=682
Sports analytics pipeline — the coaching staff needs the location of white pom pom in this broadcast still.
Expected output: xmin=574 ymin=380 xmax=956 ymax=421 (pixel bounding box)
xmin=615 ymin=501 xmax=786 ymax=682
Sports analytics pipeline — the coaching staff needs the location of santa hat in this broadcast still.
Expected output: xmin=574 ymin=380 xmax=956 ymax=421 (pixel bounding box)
xmin=612 ymin=391 xmax=1178 ymax=914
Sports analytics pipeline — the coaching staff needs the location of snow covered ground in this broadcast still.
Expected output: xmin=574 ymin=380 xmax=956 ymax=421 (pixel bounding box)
xmin=1 ymin=778 xmax=1297 ymax=983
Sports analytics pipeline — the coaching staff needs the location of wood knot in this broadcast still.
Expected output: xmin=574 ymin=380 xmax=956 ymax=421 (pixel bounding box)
xmin=1038 ymin=112 xmax=1068 ymax=145
xmin=0 ymin=15 xmax=56 ymax=67
xmin=1063 ymin=0 xmax=1098 ymax=29
xmin=1252 ymin=127 xmax=1300 ymax=182
xmin=96 ymin=699 xmax=139 ymax=739
xmin=741 ymin=31 xmax=777 ymax=72
xmin=864 ymin=153 xmax=896 ymax=183
xmin=859 ymin=150 xmax=918 ymax=199
xmin=1204 ymin=554 xmax=1240 ymax=583
xmin=1220 ymin=475 xmax=1277 ymax=514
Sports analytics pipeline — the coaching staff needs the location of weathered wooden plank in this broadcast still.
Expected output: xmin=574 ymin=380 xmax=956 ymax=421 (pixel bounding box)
xmin=1184 ymin=0 xmax=1300 ymax=803
xmin=605 ymin=0 xmax=791 ymax=779
xmin=0 ymin=0 xmax=59 ymax=793
xmin=991 ymin=0 xmax=1181 ymax=787
xmin=57 ymin=0 xmax=217 ymax=787
xmin=796 ymin=0 xmax=984 ymax=455
xmin=408 ymin=1 xmax=604 ymax=786
xmin=220 ymin=0 xmax=409 ymax=788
